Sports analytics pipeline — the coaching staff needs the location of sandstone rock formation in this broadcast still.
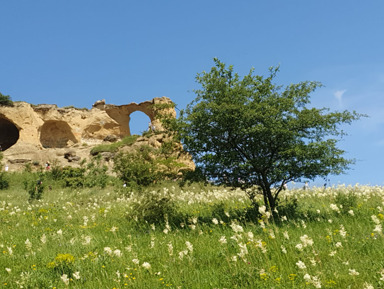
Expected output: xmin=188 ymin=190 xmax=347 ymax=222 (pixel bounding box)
xmin=0 ymin=97 xmax=194 ymax=172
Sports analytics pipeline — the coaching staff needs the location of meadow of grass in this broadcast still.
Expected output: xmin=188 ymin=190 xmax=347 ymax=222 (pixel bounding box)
xmin=0 ymin=174 xmax=384 ymax=288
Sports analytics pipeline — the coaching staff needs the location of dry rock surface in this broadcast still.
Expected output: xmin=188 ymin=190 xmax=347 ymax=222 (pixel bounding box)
xmin=0 ymin=97 xmax=194 ymax=172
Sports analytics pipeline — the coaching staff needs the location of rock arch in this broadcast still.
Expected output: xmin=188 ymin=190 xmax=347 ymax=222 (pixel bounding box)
xmin=0 ymin=116 xmax=19 ymax=151
xmin=40 ymin=120 xmax=78 ymax=148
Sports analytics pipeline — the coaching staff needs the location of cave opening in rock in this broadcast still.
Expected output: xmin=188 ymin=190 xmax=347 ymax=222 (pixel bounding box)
xmin=0 ymin=117 xmax=19 ymax=151
xmin=40 ymin=120 xmax=78 ymax=148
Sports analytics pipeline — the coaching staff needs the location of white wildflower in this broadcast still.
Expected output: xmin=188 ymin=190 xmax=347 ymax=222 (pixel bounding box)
xmin=296 ymin=260 xmax=307 ymax=270
xmin=185 ymin=241 xmax=193 ymax=252
xmin=57 ymin=229 xmax=63 ymax=235
xmin=212 ymin=218 xmax=219 ymax=225
xmin=5 ymin=268 xmax=11 ymax=273
xmin=178 ymin=250 xmax=188 ymax=260
xmin=73 ymin=271 xmax=81 ymax=280
xmin=247 ymin=231 xmax=254 ymax=241
xmin=61 ymin=274 xmax=70 ymax=285
xmin=168 ymin=242 xmax=173 ymax=256
xmin=330 ymin=203 xmax=340 ymax=213
xmin=339 ymin=225 xmax=347 ymax=238
xmin=374 ymin=224 xmax=382 ymax=234
xmin=142 ymin=262 xmax=151 ymax=270
xmin=349 ymin=269 xmax=359 ymax=276
xmin=312 ymin=275 xmax=322 ymax=288
xmin=25 ymin=239 xmax=32 ymax=250
xmin=132 ymin=258 xmax=140 ymax=265
xmin=303 ymin=273 xmax=311 ymax=281
xmin=40 ymin=234 xmax=47 ymax=244
xmin=230 ymin=222 xmax=244 ymax=233
xmin=82 ymin=235 xmax=91 ymax=245
xmin=110 ymin=226 xmax=118 ymax=232
xmin=113 ymin=249 xmax=122 ymax=257
xmin=104 ymin=247 xmax=113 ymax=256
xmin=348 ymin=210 xmax=354 ymax=216
xmin=309 ymin=258 xmax=317 ymax=266
xmin=83 ymin=216 xmax=88 ymax=226
xmin=258 ymin=205 xmax=266 ymax=215
xmin=295 ymin=243 xmax=303 ymax=251
xmin=300 ymin=235 xmax=314 ymax=247
xmin=219 ymin=236 xmax=227 ymax=244
xmin=363 ymin=282 xmax=374 ymax=289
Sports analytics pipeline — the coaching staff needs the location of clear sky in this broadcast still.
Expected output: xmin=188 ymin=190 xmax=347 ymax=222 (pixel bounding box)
xmin=1 ymin=1 xmax=383 ymax=186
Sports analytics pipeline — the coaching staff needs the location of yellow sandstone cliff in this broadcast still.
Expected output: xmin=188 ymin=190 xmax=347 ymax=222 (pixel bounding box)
xmin=0 ymin=97 xmax=194 ymax=172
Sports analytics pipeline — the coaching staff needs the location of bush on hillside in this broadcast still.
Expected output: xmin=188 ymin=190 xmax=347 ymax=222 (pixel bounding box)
xmin=0 ymin=92 xmax=13 ymax=106
xmin=0 ymin=172 xmax=9 ymax=190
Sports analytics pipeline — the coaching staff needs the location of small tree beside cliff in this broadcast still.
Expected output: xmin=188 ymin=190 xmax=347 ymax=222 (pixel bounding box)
xmin=177 ymin=59 xmax=363 ymax=212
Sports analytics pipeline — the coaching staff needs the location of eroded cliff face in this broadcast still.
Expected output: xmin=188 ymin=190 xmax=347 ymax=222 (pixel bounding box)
xmin=0 ymin=97 xmax=193 ymax=172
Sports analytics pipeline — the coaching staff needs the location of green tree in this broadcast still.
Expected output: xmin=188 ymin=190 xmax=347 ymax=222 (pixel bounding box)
xmin=177 ymin=58 xmax=363 ymax=212
xmin=0 ymin=92 xmax=13 ymax=106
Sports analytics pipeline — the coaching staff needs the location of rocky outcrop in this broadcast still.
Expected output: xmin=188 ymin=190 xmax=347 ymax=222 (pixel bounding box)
xmin=0 ymin=97 xmax=194 ymax=172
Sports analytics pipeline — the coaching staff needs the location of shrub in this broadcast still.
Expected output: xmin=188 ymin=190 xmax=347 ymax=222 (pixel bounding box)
xmin=24 ymin=178 xmax=44 ymax=201
xmin=0 ymin=92 xmax=13 ymax=106
xmin=0 ymin=172 xmax=9 ymax=190
xmin=83 ymin=157 xmax=108 ymax=188
xmin=129 ymin=190 xmax=178 ymax=225
xmin=51 ymin=158 xmax=108 ymax=188
xmin=60 ymin=167 xmax=86 ymax=188
xmin=335 ymin=190 xmax=358 ymax=213
xmin=114 ymin=146 xmax=158 ymax=188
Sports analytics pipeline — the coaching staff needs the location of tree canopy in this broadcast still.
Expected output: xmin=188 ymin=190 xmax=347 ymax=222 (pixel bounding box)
xmin=177 ymin=58 xmax=363 ymax=212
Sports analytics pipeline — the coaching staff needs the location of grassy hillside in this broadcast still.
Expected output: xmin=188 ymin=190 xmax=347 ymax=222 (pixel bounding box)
xmin=0 ymin=177 xmax=383 ymax=288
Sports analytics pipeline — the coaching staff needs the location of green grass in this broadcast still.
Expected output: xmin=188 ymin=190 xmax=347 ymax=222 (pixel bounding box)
xmin=90 ymin=135 xmax=139 ymax=155
xmin=0 ymin=179 xmax=384 ymax=288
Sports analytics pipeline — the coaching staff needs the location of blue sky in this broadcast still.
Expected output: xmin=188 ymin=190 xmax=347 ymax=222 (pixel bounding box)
xmin=1 ymin=1 xmax=383 ymax=186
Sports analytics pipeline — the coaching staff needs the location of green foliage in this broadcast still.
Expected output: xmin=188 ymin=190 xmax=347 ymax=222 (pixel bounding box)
xmin=113 ymin=142 xmax=189 ymax=188
xmin=335 ymin=190 xmax=358 ymax=213
xmin=129 ymin=190 xmax=178 ymax=225
xmin=84 ymin=157 xmax=108 ymax=188
xmin=114 ymin=146 xmax=158 ymax=188
xmin=60 ymin=167 xmax=86 ymax=188
xmin=0 ymin=172 xmax=9 ymax=190
xmin=0 ymin=92 xmax=13 ymax=106
xmin=24 ymin=177 xmax=44 ymax=201
xmin=178 ymin=58 xmax=364 ymax=211
xmin=90 ymin=135 xmax=139 ymax=155
xmin=51 ymin=158 xmax=108 ymax=188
